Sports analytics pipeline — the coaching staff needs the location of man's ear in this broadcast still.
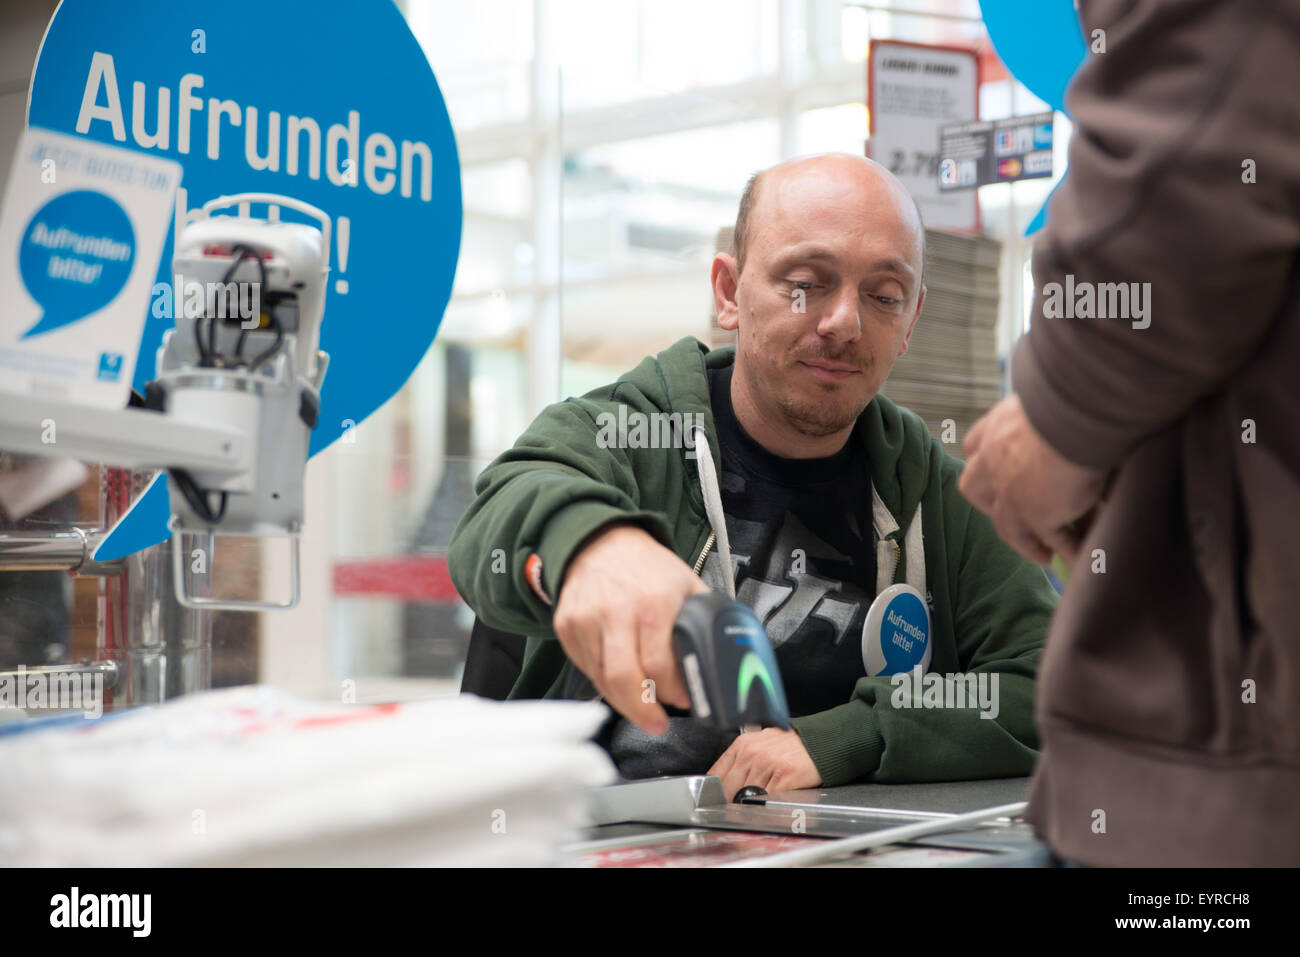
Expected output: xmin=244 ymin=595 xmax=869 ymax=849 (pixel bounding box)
xmin=712 ymin=253 xmax=741 ymax=331
xmin=897 ymin=284 xmax=925 ymax=357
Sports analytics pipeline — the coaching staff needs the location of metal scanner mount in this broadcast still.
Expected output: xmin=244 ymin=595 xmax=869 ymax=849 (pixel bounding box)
xmin=1 ymin=192 xmax=333 ymax=613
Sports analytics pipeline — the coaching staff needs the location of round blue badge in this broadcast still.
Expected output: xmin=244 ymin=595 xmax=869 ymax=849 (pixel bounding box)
xmin=862 ymin=583 xmax=932 ymax=677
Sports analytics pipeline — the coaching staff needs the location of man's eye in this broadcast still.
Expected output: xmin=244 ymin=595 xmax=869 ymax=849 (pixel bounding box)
xmin=874 ymin=295 xmax=899 ymax=305
xmin=792 ymin=281 xmax=814 ymax=290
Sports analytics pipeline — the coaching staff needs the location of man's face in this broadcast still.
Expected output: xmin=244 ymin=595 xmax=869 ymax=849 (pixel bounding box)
xmin=717 ymin=159 xmax=925 ymax=443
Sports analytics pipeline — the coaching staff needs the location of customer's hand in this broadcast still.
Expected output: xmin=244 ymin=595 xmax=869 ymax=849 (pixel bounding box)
xmin=959 ymin=394 xmax=1108 ymax=566
xmin=552 ymin=523 xmax=709 ymax=736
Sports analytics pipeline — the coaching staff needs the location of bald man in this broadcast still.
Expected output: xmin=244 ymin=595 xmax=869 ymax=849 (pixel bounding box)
xmin=448 ymin=154 xmax=1059 ymax=794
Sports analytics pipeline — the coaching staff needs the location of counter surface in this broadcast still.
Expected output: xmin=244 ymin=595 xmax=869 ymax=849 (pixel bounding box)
xmin=571 ymin=775 xmax=1054 ymax=867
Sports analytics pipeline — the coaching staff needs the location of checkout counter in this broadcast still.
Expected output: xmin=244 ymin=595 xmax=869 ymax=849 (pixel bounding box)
xmin=570 ymin=774 xmax=1050 ymax=867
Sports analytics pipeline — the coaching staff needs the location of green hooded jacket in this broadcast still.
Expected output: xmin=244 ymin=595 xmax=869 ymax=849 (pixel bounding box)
xmin=447 ymin=336 xmax=1058 ymax=785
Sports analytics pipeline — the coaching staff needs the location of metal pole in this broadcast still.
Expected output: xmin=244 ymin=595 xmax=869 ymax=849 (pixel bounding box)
xmin=0 ymin=528 xmax=124 ymax=576
xmin=0 ymin=660 xmax=119 ymax=688
xmin=98 ymin=468 xmax=212 ymax=709
xmin=527 ymin=0 xmax=563 ymax=418
xmin=724 ymin=800 xmax=1028 ymax=868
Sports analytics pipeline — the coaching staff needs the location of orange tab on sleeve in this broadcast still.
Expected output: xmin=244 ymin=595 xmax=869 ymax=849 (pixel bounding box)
xmin=524 ymin=552 xmax=552 ymax=606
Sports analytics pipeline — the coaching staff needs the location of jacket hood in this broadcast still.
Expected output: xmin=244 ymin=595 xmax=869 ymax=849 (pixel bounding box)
xmin=616 ymin=335 xmax=938 ymax=532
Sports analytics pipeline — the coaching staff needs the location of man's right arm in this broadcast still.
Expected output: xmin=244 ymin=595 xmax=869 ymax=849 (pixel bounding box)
xmin=446 ymin=398 xmax=671 ymax=637
xmin=446 ymin=398 xmax=704 ymax=731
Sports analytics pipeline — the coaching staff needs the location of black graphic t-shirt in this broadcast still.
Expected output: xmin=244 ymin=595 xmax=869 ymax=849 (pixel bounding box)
xmin=706 ymin=363 xmax=876 ymax=715
xmin=603 ymin=364 xmax=877 ymax=778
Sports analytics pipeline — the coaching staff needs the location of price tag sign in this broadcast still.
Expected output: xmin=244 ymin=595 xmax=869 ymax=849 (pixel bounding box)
xmin=868 ymin=40 xmax=979 ymax=233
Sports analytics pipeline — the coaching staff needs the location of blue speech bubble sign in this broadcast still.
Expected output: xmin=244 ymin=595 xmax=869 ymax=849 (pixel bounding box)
xmin=862 ymin=584 xmax=932 ymax=677
xmin=879 ymin=590 xmax=930 ymax=675
xmin=18 ymin=190 xmax=135 ymax=338
xmin=32 ymin=0 xmax=463 ymax=560
xmin=29 ymin=0 xmax=462 ymax=458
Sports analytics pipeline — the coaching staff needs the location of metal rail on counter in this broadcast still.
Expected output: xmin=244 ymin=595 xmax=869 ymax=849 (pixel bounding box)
xmin=0 ymin=528 xmax=124 ymax=576
xmin=723 ymin=800 xmax=1030 ymax=867
xmin=0 ymin=660 xmax=120 ymax=689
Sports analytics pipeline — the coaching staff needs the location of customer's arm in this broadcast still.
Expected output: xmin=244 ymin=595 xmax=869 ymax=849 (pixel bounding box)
xmin=1013 ymin=0 xmax=1300 ymax=469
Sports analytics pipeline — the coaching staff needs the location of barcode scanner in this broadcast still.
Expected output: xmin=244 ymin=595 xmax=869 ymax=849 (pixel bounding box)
xmin=672 ymin=592 xmax=792 ymax=731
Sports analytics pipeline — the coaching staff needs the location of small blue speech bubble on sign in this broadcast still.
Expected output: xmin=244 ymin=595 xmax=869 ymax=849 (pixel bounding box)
xmin=18 ymin=190 xmax=135 ymax=338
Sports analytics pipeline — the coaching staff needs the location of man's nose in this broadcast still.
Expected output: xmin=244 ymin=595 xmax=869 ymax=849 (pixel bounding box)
xmin=817 ymin=287 xmax=861 ymax=342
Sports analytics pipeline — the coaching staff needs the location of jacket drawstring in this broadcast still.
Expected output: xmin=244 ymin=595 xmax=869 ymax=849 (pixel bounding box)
xmin=871 ymin=482 xmax=926 ymax=598
xmin=690 ymin=425 xmax=736 ymax=599
xmin=694 ymin=424 xmax=925 ymax=600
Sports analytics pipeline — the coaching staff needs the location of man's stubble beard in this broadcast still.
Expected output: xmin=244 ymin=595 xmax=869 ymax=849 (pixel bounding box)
xmin=752 ymin=356 xmax=876 ymax=439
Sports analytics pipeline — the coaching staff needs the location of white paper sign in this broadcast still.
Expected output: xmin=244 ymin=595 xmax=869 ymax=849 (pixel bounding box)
xmin=868 ymin=41 xmax=979 ymax=233
xmin=0 ymin=126 xmax=181 ymax=408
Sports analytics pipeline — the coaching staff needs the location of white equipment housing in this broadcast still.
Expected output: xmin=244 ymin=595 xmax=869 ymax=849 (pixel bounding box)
xmin=153 ymin=194 xmax=331 ymax=609
xmin=0 ymin=192 xmax=334 ymax=612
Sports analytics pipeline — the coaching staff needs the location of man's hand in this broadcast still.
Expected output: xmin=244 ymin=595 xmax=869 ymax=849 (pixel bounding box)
xmin=959 ymin=394 xmax=1108 ymax=566
xmin=552 ymin=523 xmax=709 ymax=736
xmin=708 ymin=728 xmax=821 ymax=798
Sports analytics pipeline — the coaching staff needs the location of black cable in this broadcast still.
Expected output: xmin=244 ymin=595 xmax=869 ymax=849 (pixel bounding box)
xmin=170 ymin=469 xmax=207 ymax=522
xmin=208 ymin=249 xmax=232 ymax=363
xmin=210 ymin=248 xmax=242 ymax=362
xmin=247 ymin=310 xmax=284 ymax=372
xmin=201 ymin=245 xmax=266 ymax=368
xmin=194 ymin=313 xmax=211 ymax=366
xmin=229 ymin=245 xmax=268 ymax=365
xmin=206 ymin=287 xmax=218 ymax=365
xmin=170 ymin=468 xmax=228 ymax=526
xmin=168 ymin=468 xmax=229 ymax=528
xmin=170 ymin=246 xmax=267 ymax=524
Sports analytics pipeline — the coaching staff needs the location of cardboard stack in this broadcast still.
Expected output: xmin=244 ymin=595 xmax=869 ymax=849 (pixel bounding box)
xmin=883 ymin=229 xmax=1003 ymax=445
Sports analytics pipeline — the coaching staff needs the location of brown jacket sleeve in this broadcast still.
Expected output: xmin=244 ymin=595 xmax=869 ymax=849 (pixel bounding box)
xmin=1012 ymin=0 xmax=1300 ymax=469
